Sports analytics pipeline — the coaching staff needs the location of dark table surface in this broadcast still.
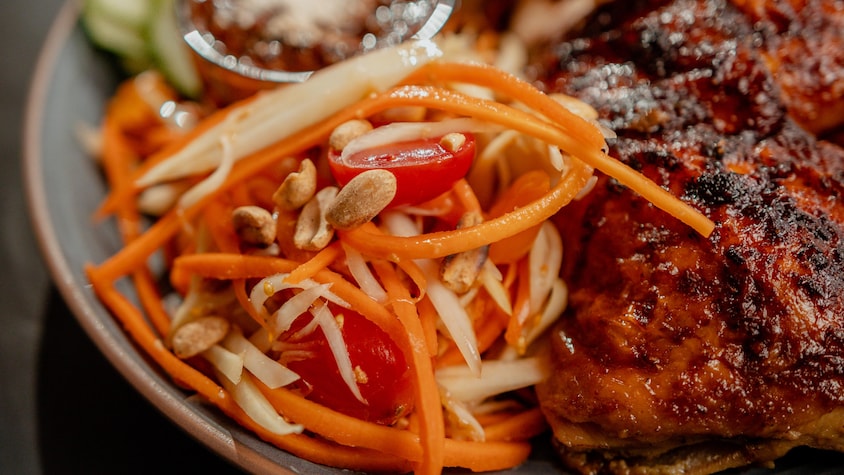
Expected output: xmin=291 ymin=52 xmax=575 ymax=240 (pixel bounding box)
xmin=0 ymin=1 xmax=243 ymax=473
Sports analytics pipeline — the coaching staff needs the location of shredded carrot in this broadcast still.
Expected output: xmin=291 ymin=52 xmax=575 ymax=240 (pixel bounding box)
xmin=483 ymin=407 xmax=549 ymax=442
xmin=99 ymin=103 xmax=171 ymax=336
xmin=403 ymin=62 xmax=715 ymax=237
xmin=451 ymin=178 xmax=482 ymax=215
xmin=487 ymin=170 xmax=551 ymax=263
xmin=441 ymin=439 xmax=532 ymax=472
xmin=171 ymin=253 xmax=407 ymax=347
xmin=95 ymin=94 xmax=258 ymax=218
xmin=256 ymin=434 xmax=411 ymax=472
xmin=202 ymin=199 xmax=240 ymax=252
xmin=256 ymin=380 xmax=424 ymax=462
xmin=99 ymin=96 xmax=143 ymax=242
xmin=245 ymin=174 xmax=284 ymax=209
xmin=95 ymin=76 xmax=709 ymax=289
xmin=506 ymin=259 xmax=533 ymax=349
xmin=341 ymin=159 xmax=593 ymax=260
xmin=94 ymin=208 xmax=197 ymax=283
xmin=411 ymin=190 xmax=463 ymax=226
xmin=85 ymin=51 xmax=719 ymax=475
xmin=132 ymin=269 xmax=171 ymax=337
xmin=86 ymin=266 xmax=230 ymax=400
xmin=125 ymin=78 xmax=710 ymax=242
xmin=172 ymin=253 xmax=299 ymax=279
xmin=238 ymin=415 xmax=414 ymax=473
xmin=392 ymin=257 xmax=429 ymax=302
xmin=283 ymin=241 xmax=342 ymax=285
xmin=373 ymin=259 xmax=445 ymax=475
xmin=257 ymin=379 xmax=534 ymax=471
xmin=417 ymin=295 xmax=441 ymax=357
xmin=404 ymin=61 xmax=606 ymax=150
xmin=168 ymin=255 xmax=192 ymax=295
xmin=90 ymin=265 xmax=414 ymax=473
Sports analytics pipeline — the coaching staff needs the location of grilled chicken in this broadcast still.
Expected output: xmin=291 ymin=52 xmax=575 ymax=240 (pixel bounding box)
xmin=731 ymin=0 xmax=844 ymax=135
xmin=526 ymin=0 xmax=844 ymax=473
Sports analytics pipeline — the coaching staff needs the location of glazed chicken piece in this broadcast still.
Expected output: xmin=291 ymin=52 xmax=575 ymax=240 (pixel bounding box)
xmin=730 ymin=0 xmax=844 ymax=135
xmin=527 ymin=0 xmax=844 ymax=473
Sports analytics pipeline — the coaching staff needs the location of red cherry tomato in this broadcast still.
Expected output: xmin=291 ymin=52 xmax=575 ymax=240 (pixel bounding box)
xmin=328 ymin=133 xmax=476 ymax=207
xmin=284 ymin=305 xmax=414 ymax=425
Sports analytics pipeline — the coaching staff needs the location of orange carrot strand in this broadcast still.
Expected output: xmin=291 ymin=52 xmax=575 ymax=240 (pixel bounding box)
xmin=372 ymin=259 xmax=445 ymax=475
xmin=403 ymin=62 xmax=713 ymax=236
xmin=416 ymin=296 xmax=441 ymax=357
xmin=451 ymin=178 xmax=482 ymax=215
xmin=505 ymin=258 xmax=532 ymax=349
xmin=284 ymin=242 xmax=342 ymax=285
xmin=483 ymin=407 xmax=549 ymax=442
xmin=99 ymin=106 xmax=172 ymax=336
xmin=404 ymin=61 xmax=606 ymax=151
xmin=87 ymin=266 xmax=229 ymax=399
xmin=170 ymin=253 xmax=407 ymax=350
xmin=340 ymin=160 xmax=593 ymax=260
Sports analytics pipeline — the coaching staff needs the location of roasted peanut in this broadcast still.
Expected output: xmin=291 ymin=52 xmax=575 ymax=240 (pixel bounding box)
xmin=325 ymin=169 xmax=397 ymax=230
xmin=440 ymin=211 xmax=488 ymax=293
xmin=294 ymin=186 xmax=339 ymax=250
xmin=273 ymin=158 xmax=317 ymax=211
xmin=232 ymin=205 xmax=276 ymax=246
xmin=329 ymin=119 xmax=373 ymax=152
xmin=171 ymin=316 xmax=230 ymax=359
xmin=439 ymin=133 xmax=466 ymax=153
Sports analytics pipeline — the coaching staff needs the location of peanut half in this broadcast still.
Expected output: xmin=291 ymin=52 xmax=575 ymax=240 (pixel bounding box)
xmin=273 ymin=158 xmax=317 ymax=211
xmin=232 ymin=205 xmax=276 ymax=247
xmin=326 ymin=169 xmax=397 ymax=230
xmin=294 ymin=186 xmax=339 ymax=251
xmin=329 ymin=119 xmax=373 ymax=152
xmin=440 ymin=211 xmax=488 ymax=293
xmin=171 ymin=316 xmax=230 ymax=359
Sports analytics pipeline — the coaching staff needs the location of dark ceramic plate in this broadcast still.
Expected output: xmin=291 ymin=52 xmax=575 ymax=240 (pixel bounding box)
xmin=22 ymin=2 xmax=844 ymax=474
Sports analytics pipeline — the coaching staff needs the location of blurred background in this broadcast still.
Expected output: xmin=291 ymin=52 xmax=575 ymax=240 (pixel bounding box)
xmin=0 ymin=1 xmax=241 ymax=473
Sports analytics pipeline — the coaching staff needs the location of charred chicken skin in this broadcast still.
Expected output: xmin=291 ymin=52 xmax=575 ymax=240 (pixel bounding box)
xmin=528 ymin=0 xmax=844 ymax=473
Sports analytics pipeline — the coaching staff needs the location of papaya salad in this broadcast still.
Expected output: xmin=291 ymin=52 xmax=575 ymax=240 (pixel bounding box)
xmin=82 ymin=2 xmax=714 ymax=474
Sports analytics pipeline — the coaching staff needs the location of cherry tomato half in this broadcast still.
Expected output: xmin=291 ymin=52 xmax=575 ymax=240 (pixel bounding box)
xmin=284 ymin=305 xmax=414 ymax=425
xmin=328 ymin=133 xmax=476 ymax=207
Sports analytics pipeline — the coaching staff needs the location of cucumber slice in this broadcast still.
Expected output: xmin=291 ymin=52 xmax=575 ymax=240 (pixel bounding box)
xmin=81 ymin=0 xmax=151 ymax=70
xmin=147 ymin=0 xmax=202 ymax=98
xmin=82 ymin=0 xmax=202 ymax=97
xmin=82 ymin=5 xmax=148 ymax=62
xmin=85 ymin=0 xmax=151 ymax=31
